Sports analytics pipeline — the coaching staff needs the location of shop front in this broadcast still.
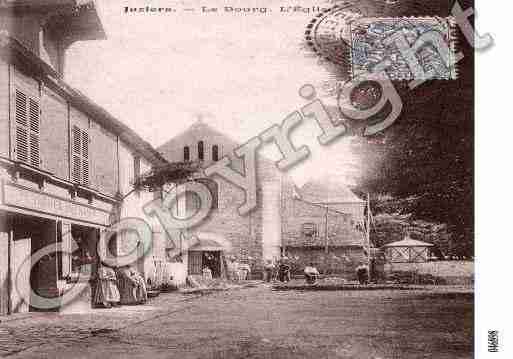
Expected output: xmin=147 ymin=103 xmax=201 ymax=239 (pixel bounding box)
xmin=0 ymin=180 xmax=115 ymax=314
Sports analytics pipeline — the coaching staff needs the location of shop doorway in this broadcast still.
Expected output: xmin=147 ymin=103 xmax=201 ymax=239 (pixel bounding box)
xmin=28 ymin=218 xmax=58 ymax=311
xmin=8 ymin=215 xmax=56 ymax=313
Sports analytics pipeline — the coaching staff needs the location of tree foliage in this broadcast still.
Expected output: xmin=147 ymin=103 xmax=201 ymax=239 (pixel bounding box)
xmin=135 ymin=161 xmax=202 ymax=191
xmin=348 ymin=27 xmax=474 ymax=257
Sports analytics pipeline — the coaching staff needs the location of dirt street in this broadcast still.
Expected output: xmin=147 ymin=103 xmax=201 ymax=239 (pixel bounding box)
xmin=0 ymin=285 xmax=473 ymax=359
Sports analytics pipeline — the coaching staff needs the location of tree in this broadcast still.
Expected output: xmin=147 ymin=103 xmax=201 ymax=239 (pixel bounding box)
xmin=134 ymin=161 xmax=202 ymax=191
xmin=348 ymin=37 xmax=474 ymax=257
xmin=303 ymin=1 xmax=475 ymax=257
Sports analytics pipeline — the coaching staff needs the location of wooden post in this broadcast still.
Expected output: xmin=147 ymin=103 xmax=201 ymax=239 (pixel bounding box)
xmin=366 ymin=193 xmax=371 ymax=265
xmin=7 ymin=226 xmax=13 ymax=315
xmin=61 ymin=221 xmax=72 ymax=279
xmin=324 ymin=205 xmax=329 ymax=254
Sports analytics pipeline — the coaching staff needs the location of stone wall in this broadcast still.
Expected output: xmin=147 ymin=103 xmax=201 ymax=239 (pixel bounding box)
xmin=186 ymin=175 xmax=265 ymax=272
xmin=281 ymin=184 xmax=365 ymax=248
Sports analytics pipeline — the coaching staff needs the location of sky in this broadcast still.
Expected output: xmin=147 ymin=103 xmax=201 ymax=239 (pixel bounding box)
xmin=65 ymin=0 xmax=359 ymax=186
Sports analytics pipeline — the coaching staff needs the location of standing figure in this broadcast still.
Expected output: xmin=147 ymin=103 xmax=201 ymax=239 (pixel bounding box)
xmin=304 ymin=263 xmax=319 ymax=284
xmin=226 ymin=256 xmax=238 ymax=281
xmin=238 ymin=263 xmax=251 ymax=281
xmin=202 ymin=266 xmax=213 ymax=280
xmin=356 ymin=263 xmax=370 ymax=285
xmin=264 ymin=259 xmax=274 ymax=283
xmin=94 ymin=263 xmax=120 ymax=308
xmin=278 ymin=260 xmax=291 ymax=282
xmin=117 ymin=266 xmax=148 ymax=305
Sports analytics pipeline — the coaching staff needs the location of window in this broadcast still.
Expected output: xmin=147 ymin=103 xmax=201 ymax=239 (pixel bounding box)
xmin=302 ymin=223 xmax=318 ymax=238
xmin=212 ymin=145 xmax=219 ymax=161
xmin=71 ymin=125 xmax=90 ymax=185
xmin=195 ymin=178 xmax=218 ymax=209
xmin=198 ymin=141 xmax=204 ymax=161
xmin=14 ymin=89 xmax=40 ymax=167
xmin=133 ymin=156 xmax=141 ymax=183
xmin=183 ymin=146 xmax=190 ymax=161
xmin=70 ymin=235 xmax=94 ymax=276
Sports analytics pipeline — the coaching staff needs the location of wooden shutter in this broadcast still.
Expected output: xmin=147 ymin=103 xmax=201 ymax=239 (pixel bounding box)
xmin=15 ymin=90 xmax=29 ymax=163
xmin=71 ymin=125 xmax=90 ymax=185
xmin=81 ymin=130 xmax=89 ymax=186
xmin=28 ymin=97 xmax=40 ymax=167
xmin=14 ymin=89 xmax=40 ymax=167
xmin=72 ymin=125 xmax=82 ymax=183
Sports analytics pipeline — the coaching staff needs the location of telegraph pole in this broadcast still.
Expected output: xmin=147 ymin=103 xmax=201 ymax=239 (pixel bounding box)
xmin=366 ymin=193 xmax=371 ymax=264
xmin=324 ymin=205 xmax=329 ymax=254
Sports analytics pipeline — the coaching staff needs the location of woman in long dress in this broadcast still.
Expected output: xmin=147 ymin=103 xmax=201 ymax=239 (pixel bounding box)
xmin=117 ymin=266 xmax=148 ymax=305
xmin=93 ymin=263 xmax=120 ymax=308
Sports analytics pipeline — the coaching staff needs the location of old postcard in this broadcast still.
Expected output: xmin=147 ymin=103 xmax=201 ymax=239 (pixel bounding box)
xmin=0 ymin=0 xmax=498 ymax=358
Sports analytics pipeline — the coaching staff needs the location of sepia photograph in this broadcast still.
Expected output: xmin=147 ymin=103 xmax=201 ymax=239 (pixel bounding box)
xmin=0 ymin=0 xmax=506 ymax=358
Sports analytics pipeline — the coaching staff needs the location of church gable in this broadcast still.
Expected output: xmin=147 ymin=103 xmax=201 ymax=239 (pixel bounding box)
xmin=157 ymin=120 xmax=239 ymax=165
xmin=157 ymin=120 xmax=282 ymax=183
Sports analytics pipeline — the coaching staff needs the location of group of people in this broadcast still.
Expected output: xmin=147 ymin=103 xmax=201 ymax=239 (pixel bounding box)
xmin=263 ymin=258 xmax=319 ymax=284
xmin=93 ymin=263 xmax=148 ymax=308
xmin=226 ymin=258 xmax=252 ymax=281
xmin=264 ymin=257 xmax=371 ymax=285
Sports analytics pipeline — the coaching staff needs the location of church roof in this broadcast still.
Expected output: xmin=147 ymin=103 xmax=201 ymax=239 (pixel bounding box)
xmin=158 ymin=119 xmax=240 ymax=153
xmin=157 ymin=119 xmax=277 ymax=168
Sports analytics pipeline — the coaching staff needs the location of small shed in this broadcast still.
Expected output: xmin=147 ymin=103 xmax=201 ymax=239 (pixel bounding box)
xmin=382 ymin=237 xmax=434 ymax=263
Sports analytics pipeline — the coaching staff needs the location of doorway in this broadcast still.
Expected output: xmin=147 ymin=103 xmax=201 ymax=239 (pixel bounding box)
xmin=8 ymin=215 xmax=56 ymax=312
xmin=188 ymin=250 xmax=221 ymax=278
xmin=202 ymin=251 xmax=221 ymax=278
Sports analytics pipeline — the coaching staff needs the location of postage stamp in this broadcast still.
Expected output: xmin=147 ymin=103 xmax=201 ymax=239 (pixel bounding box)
xmin=350 ymin=17 xmax=458 ymax=80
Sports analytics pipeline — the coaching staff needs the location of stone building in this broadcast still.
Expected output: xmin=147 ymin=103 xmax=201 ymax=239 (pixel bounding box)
xmin=157 ymin=120 xmax=293 ymax=277
xmin=281 ymin=179 xmax=368 ymax=277
xmin=0 ymin=1 xmax=167 ymax=315
xmin=157 ymin=121 xmax=368 ymax=279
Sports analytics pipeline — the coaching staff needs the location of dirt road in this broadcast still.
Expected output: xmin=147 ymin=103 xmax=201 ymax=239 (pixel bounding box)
xmin=1 ymin=285 xmax=473 ymax=359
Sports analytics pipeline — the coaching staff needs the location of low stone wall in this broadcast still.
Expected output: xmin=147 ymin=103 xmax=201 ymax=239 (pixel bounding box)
xmin=382 ymin=260 xmax=473 ymax=285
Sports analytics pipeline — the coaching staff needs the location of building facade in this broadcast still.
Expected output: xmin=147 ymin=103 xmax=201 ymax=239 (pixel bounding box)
xmin=0 ymin=1 xmax=166 ymax=315
xmin=157 ymin=121 xmax=293 ymax=277
xmin=281 ymin=179 xmax=368 ymax=277
xmin=157 ymin=121 xmax=368 ymax=279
